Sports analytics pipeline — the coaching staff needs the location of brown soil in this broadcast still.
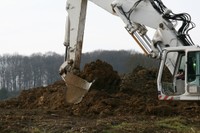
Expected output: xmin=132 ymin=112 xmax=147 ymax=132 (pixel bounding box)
xmin=0 ymin=60 xmax=200 ymax=133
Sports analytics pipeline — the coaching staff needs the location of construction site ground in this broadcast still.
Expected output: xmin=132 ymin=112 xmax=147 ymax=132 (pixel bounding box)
xmin=1 ymin=60 xmax=200 ymax=133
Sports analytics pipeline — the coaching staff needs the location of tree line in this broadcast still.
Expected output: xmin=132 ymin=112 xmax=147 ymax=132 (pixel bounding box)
xmin=0 ymin=52 xmax=63 ymax=92
xmin=0 ymin=50 xmax=159 ymax=99
xmin=82 ymin=50 xmax=159 ymax=73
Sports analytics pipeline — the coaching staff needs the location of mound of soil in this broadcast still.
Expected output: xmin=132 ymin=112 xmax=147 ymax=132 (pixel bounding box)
xmin=1 ymin=59 xmax=200 ymax=132
xmin=1 ymin=60 xmax=200 ymax=119
xmin=0 ymin=80 xmax=66 ymax=110
xmin=80 ymin=59 xmax=121 ymax=93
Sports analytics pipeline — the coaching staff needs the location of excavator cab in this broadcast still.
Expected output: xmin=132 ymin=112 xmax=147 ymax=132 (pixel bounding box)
xmin=158 ymin=46 xmax=200 ymax=100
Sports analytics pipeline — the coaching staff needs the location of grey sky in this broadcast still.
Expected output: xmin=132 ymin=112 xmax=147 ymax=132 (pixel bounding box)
xmin=0 ymin=0 xmax=199 ymax=55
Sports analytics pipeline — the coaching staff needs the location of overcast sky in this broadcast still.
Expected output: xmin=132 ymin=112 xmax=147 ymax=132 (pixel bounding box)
xmin=0 ymin=0 xmax=199 ymax=55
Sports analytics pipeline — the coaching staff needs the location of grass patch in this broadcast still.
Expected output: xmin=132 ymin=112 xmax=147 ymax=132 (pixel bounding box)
xmin=102 ymin=121 xmax=149 ymax=133
xmin=112 ymin=122 xmax=132 ymax=130
xmin=102 ymin=122 xmax=133 ymax=133
xmin=22 ymin=127 xmax=45 ymax=133
xmin=156 ymin=117 xmax=192 ymax=133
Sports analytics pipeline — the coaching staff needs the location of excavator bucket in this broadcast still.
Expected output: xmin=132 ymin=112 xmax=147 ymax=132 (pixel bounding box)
xmin=63 ymin=73 xmax=92 ymax=104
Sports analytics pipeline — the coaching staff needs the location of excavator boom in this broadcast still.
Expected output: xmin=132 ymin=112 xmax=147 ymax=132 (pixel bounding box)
xmin=59 ymin=0 xmax=90 ymax=104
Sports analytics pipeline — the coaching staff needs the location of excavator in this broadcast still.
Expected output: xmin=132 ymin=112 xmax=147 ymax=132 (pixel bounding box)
xmin=59 ymin=0 xmax=200 ymax=104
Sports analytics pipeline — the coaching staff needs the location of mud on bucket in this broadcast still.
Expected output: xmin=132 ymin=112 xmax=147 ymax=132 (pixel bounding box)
xmin=63 ymin=73 xmax=92 ymax=104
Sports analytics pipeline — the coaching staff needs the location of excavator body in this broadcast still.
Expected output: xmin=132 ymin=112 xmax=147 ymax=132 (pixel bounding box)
xmin=59 ymin=0 xmax=200 ymax=103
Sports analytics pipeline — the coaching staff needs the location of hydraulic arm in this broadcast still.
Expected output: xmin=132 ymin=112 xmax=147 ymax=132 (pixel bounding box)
xmin=60 ymin=0 xmax=199 ymax=103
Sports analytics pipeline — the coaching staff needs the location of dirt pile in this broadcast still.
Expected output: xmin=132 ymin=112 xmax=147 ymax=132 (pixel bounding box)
xmin=80 ymin=59 xmax=121 ymax=93
xmin=0 ymin=80 xmax=66 ymax=110
xmin=0 ymin=60 xmax=200 ymax=118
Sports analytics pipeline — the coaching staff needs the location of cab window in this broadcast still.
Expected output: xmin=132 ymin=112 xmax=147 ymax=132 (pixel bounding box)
xmin=187 ymin=52 xmax=200 ymax=85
